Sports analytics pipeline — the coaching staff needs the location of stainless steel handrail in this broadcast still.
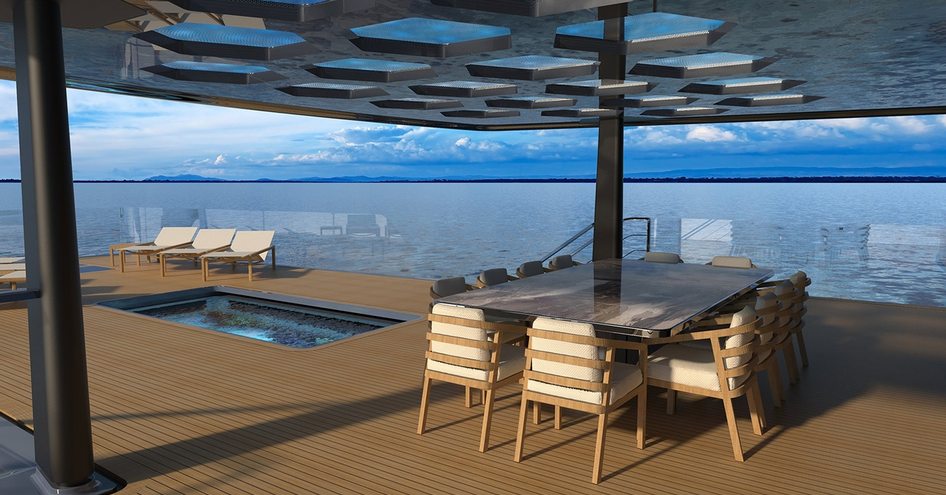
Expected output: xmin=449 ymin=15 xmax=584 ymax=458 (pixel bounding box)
xmin=541 ymin=216 xmax=651 ymax=263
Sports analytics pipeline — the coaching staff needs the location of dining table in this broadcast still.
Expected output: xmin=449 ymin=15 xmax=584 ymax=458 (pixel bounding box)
xmin=438 ymin=258 xmax=774 ymax=338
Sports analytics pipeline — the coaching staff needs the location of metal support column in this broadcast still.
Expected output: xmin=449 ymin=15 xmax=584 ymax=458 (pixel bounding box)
xmin=592 ymin=3 xmax=627 ymax=261
xmin=13 ymin=0 xmax=97 ymax=489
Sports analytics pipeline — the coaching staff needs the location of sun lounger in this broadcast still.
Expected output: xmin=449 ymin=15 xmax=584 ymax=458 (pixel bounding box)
xmin=0 ymin=257 xmax=24 ymax=264
xmin=0 ymin=271 xmax=26 ymax=290
xmin=157 ymin=228 xmax=236 ymax=277
xmin=118 ymin=227 xmax=198 ymax=272
xmin=0 ymin=263 xmax=26 ymax=271
xmin=200 ymin=230 xmax=275 ymax=282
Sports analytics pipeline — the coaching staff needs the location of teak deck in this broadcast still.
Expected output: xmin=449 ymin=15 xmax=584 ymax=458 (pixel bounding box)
xmin=1 ymin=257 xmax=944 ymax=494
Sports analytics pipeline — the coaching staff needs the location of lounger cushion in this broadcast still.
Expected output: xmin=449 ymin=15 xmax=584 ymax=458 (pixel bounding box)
xmin=528 ymin=362 xmax=642 ymax=405
xmin=0 ymin=257 xmax=24 ymax=264
xmin=644 ymin=252 xmax=683 ymax=264
xmin=711 ymin=256 xmax=755 ymax=269
xmin=152 ymin=226 xmax=198 ymax=247
xmin=201 ymin=251 xmax=264 ymax=260
xmin=478 ymin=268 xmax=509 ymax=287
xmin=190 ymin=228 xmax=237 ymax=250
xmin=431 ymin=277 xmax=467 ymax=298
xmin=226 ymin=231 xmax=276 ymax=261
xmin=0 ymin=263 xmax=26 ymax=271
xmin=0 ymin=270 xmax=26 ymax=282
xmin=517 ymin=261 xmax=544 ymax=278
xmin=427 ymin=344 xmax=525 ymax=382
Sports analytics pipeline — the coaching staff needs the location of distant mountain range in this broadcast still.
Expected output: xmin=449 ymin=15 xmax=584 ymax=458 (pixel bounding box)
xmin=130 ymin=166 xmax=946 ymax=182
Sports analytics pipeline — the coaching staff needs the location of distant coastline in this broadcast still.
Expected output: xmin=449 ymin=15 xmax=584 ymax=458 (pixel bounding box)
xmin=3 ymin=177 xmax=946 ymax=184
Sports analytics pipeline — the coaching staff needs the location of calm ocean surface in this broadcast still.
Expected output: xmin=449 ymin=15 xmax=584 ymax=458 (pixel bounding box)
xmin=1 ymin=182 xmax=944 ymax=307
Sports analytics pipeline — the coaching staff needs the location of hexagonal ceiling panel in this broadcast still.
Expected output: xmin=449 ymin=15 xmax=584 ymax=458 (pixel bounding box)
xmin=555 ymin=12 xmax=733 ymax=53
xmin=642 ymin=106 xmax=728 ymax=116
xmin=467 ymin=55 xmax=598 ymax=80
xmin=717 ymin=94 xmax=824 ymax=107
xmin=542 ymin=108 xmax=617 ymax=118
xmin=135 ymin=23 xmax=312 ymax=60
xmin=371 ymin=97 xmax=463 ymax=109
xmin=143 ymin=61 xmax=286 ymax=84
xmin=442 ymin=109 xmax=520 ymax=118
xmin=485 ymin=96 xmax=576 ymax=109
xmin=602 ymin=95 xmax=697 ymax=108
xmin=680 ymin=77 xmax=806 ymax=95
xmin=430 ymin=0 xmax=631 ymax=17
xmin=277 ymin=82 xmax=387 ymax=98
xmin=350 ymin=17 xmax=511 ymax=57
xmin=545 ymin=79 xmax=654 ymax=97
xmin=167 ymin=0 xmax=375 ymax=22
xmin=306 ymin=58 xmax=436 ymax=82
xmin=410 ymin=81 xmax=517 ymax=97
xmin=630 ymin=52 xmax=777 ymax=78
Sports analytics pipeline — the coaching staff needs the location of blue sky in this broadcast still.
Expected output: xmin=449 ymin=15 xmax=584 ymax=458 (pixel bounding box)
xmin=1 ymin=79 xmax=945 ymax=180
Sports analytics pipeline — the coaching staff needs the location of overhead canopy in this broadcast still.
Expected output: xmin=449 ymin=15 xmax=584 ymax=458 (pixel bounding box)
xmin=0 ymin=0 xmax=945 ymax=130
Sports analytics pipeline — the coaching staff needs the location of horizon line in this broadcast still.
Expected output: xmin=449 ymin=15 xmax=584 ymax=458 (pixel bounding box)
xmin=3 ymin=177 xmax=946 ymax=184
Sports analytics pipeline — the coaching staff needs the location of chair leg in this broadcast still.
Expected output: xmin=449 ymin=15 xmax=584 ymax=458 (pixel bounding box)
xmin=119 ymin=251 xmax=126 ymax=272
xmin=783 ymin=341 xmax=800 ymax=385
xmin=532 ymin=401 xmax=541 ymax=425
xmin=479 ymin=388 xmax=496 ymax=453
xmin=136 ymin=254 xmax=141 ymax=267
xmin=465 ymin=386 xmax=473 ymax=408
xmin=666 ymin=389 xmax=677 ymax=415
xmin=722 ymin=397 xmax=745 ymax=462
xmin=795 ymin=330 xmax=810 ymax=368
xmin=591 ymin=412 xmax=609 ymax=484
xmin=248 ymin=262 xmax=254 ymax=282
xmin=513 ymin=394 xmax=529 ymax=463
xmin=636 ymin=387 xmax=647 ymax=449
xmin=160 ymin=255 xmax=166 ymax=277
xmin=767 ymin=360 xmax=783 ymax=408
xmin=554 ymin=406 xmax=562 ymax=430
xmin=417 ymin=376 xmax=432 ymax=435
xmin=746 ymin=380 xmax=765 ymax=435
xmin=202 ymin=259 xmax=209 ymax=282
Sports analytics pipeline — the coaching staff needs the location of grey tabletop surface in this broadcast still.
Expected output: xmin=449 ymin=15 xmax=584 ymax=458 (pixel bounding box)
xmin=439 ymin=259 xmax=773 ymax=337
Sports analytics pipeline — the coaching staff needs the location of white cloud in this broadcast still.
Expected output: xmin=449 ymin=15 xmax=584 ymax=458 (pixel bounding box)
xmin=685 ymin=126 xmax=738 ymax=142
xmin=213 ymin=154 xmax=227 ymax=165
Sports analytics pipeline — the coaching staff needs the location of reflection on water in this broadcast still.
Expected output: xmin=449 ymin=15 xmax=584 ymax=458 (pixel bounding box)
xmin=0 ymin=182 xmax=944 ymax=307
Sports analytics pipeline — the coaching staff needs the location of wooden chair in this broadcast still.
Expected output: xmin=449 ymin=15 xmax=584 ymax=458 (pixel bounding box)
xmin=788 ymin=271 xmax=812 ymax=368
xmin=474 ymin=267 xmax=516 ymax=288
xmin=515 ymin=260 xmax=544 ymax=278
xmin=546 ymin=254 xmax=580 ymax=271
xmin=513 ymin=317 xmax=647 ymax=484
xmin=417 ymin=303 xmax=527 ymax=453
xmin=429 ymin=276 xmax=471 ymax=299
xmin=708 ymin=255 xmax=757 ymax=269
xmin=647 ymin=306 xmax=764 ymax=462
xmin=643 ymin=251 xmax=683 ymax=264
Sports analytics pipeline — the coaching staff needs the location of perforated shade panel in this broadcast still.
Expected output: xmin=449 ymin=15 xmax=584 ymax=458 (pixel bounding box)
xmin=144 ymin=61 xmax=286 ymax=84
xmin=167 ymin=0 xmax=375 ymax=22
xmin=350 ymin=17 xmax=511 ymax=57
xmin=602 ymin=95 xmax=697 ymax=108
xmin=1 ymin=0 xmax=945 ymax=130
xmin=717 ymin=94 xmax=823 ymax=107
xmin=485 ymin=96 xmax=576 ymax=108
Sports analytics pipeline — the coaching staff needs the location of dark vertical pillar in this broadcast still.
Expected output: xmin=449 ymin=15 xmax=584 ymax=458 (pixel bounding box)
xmin=13 ymin=0 xmax=96 ymax=488
xmin=592 ymin=3 xmax=627 ymax=261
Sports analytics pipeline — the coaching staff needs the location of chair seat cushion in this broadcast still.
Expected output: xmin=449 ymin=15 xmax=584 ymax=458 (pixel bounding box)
xmin=649 ymin=344 xmax=748 ymax=392
xmin=527 ymin=362 xmax=643 ymax=406
xmin=427 ymin=344 xmax=525 ymax=382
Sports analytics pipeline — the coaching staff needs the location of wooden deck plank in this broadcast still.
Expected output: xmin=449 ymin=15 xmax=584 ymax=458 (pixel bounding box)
xmin=1 ymin=258 xmax=945 ymax=494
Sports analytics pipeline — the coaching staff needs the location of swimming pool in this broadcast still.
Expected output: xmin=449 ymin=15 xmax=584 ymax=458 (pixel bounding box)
xmin=100 ymin=287 xmax=415 ymax=348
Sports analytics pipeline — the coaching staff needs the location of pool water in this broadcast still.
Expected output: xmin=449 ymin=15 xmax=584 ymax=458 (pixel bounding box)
xmin=136 ymin=296 xmax=393 ymax=348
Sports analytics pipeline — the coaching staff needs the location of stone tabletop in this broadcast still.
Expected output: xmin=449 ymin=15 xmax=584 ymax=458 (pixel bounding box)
xmin=440 ymin=259 xmax=773 ymax=337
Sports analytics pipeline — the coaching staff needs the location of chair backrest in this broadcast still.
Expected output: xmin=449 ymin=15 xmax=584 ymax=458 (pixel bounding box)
xmin=713 ymin=305 xmax=757 ymax=391
xmin=516 ymin=260 xmax=544 ymax=278
xmin=477 ymin=268 xmax=509 ymax=287
xmin=231 ymin=230 xmax=275 ymax=260
xmin=431 ymin=277 xmax=468 ymax=298
xmin=644 ymin=251 xmax=683 ymax=264
xmin=789 ymin=270 xmax=810 ymax=289
xmin=153 ymin=227 xmax=198 ymax=247
xmin=754 ymin=292 xmax=778 ymax=349
xmin=428 ymin=303 xmax=490 ymax=363
xmin=530 ymin=317 xmax=603 ymax=383
xmin=191 ymin=229 xmax=236 ymax=250
xmin=710 ymin=255 xmax=755 ymax=269
xmin=547 ymin=254 xmax=575 ymax=271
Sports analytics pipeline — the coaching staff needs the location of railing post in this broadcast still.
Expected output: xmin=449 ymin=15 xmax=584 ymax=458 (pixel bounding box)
xmin=592 ymin=3 xmax=627 ymax=261
xmin=13 ymin=0 xmax=97 ymax=489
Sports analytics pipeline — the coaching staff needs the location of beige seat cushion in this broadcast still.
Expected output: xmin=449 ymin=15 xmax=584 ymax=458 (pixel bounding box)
xmin=528 ymin=362 xmax=642 ymax=405
xmin=650 ymin=306 xmax=755 ymax=392
xmin=427 ymin=344 xmax=525 ymax=382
